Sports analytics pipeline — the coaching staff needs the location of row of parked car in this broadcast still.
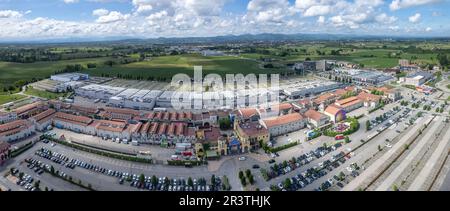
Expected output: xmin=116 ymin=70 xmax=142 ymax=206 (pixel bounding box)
xmin=34 ymin=147 xmax=223 ymax=192
xmin=11 ymin=168 xmax=39 ymax=192
xmin=266 ymin=142 xmax=346 ymax=181
xmin=35 ymin=148 xmax=76 ymax=169
xmin=277 ymin=152 xmax=354 ymax=191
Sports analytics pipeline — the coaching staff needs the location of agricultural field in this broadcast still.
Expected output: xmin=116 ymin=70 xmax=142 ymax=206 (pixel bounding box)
xmin=0 ymin=40 xmax=448 ymax=86
xmin=0 ymin=94 xmax=26 ymax=105
xmin=83 ymin=54 xmax=288 ymax=81
xmin=24 ymin=87 xmax=69 ymax=99
xmin=0 ymin=57 xmax=112 ymax=86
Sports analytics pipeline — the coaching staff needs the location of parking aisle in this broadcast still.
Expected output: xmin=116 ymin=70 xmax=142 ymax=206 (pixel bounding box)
xmin=342 ymin=115 xmax=433 ymax=191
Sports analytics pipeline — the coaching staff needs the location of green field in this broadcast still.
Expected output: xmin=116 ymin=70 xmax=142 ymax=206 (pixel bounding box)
xmin=0 ymin=54 xmax=288 ymax=85
xmin=84 ymin=54 xmax=287 ymax=81
xmin=24 ymin=87 xmax=68 ymax=99
xmin=0 ymin=41 xmax=447 ymax=86
xmin=0 ymin=94 xmax=26 ymax=105
xmin=0 ymin=57 xmax=111 ymax=86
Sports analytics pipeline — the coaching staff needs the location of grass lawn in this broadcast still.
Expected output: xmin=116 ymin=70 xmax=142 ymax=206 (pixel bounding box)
xmin=83 ymin=54 xmax=286 ymax=81
xmin=24 ymin=87 xmax=68 ymax=99
xmin=0 ymin=94 xmax=26 ymax=105
xmin=0 ymin=57 xmax=112 ymax=86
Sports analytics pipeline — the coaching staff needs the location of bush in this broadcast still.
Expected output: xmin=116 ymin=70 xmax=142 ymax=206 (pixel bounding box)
xmin=10 ymin=141 xmax=34 ymax=157
xmin=167 ymin=160 xmax=206 ymax=166
xmin=268 ymin=142 xmax=298 ymax=153
xmin=324 ymin=118 xmax=360 ymax=137
xmin=45 ymin=136 xmax=152 ymax=164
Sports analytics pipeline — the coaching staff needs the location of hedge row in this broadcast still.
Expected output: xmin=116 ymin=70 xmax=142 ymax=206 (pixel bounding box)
xmin=10 ymin=141 xmax=34 ymax=158
xmin=48 ymin=138 xmax=152 ymax=164
xmin=167 ymin=160 xmax=206 ymax=166
xmin=269 ymin=142 xmax=299 ymax=153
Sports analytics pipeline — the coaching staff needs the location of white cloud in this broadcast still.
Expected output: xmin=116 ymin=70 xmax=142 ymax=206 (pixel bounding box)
xmin=409 ymin=13 xmax=421 ymax=23
xmin=246 ymin=0 xmax=294 ymax=24
xmin=0 ymin=10 xmax=23 ymax=19
xmin=303 ymin=5 xmax=331 ymax=17
xmin=96 ymin=11 xmax=129 ymax=23
xmin=317 ymin=16 xmax=325 ymax=24
xmin=63 ymin=0 xmax=79 ymax=4
xmin=426 ymin=27 xmax=432 ymax=32
xmin=390 ymin=0 xmax=441 ymax=11
xmin=375 ymin=13 xmax=398 ymax=24
xmin=92 ymin=9 xmax=109 ymax=16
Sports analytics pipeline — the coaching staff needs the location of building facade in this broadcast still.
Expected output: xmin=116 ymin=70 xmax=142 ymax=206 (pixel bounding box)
xmin=260 ymin=113 xmax=306 ymax=137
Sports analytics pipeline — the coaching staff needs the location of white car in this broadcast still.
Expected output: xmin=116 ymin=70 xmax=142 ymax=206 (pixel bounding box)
xmin=238 ymin=157 xmax=246 ymax=161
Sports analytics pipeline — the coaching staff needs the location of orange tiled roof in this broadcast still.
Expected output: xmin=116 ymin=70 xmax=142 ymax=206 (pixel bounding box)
xmin=54 ymin=112 xmax=93 ymax=126
xmin=325 ymin=105 xmax=343 ymax=116
xmin=263 ymin=113 xmax=304 ymax=128
xmin=238 ymin=108 xmax=259 ymax=119
xmin=304 ymin=109 xmax=326 ymax=122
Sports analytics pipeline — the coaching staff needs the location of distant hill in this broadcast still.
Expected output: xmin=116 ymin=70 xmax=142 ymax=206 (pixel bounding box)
xmin=1 ymin=33 xmax=449 ymax=45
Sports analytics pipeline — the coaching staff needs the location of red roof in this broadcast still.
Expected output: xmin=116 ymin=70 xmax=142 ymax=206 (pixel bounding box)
xmin=32 ymin=109 xmax=56 ymax=122
xmin=304 ymin=109 xmax=326 ymax=122
xmin=357 ymin=92 xmax=381 ymax=103
xmin=94 ymin=120 xmax=127 ymax=132
xmin=149 ymin=122 xmax=159 ymax=134
xmin=0 ymin=120 xmax=33 ymax=137
xmin=238 ymin=108 xmax=259 ymax=119
xmin=237 ymin=122 xmax=269 ymax=137
xmin=263 ymin=113 xmax=304 ymax=128
xmin=324 ymin=105 xmax=343 ymax=116
xmin=158 ymin=123 xmax=168 ymax=135
xmin=54 ymin=112 xmax=93 ymax=126
xmin=14 ymin=101 xmax=43 ymax=115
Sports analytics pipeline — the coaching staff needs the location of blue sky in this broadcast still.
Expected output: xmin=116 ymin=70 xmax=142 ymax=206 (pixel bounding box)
xmin=0 ymin=0 xmax=448 ymax=40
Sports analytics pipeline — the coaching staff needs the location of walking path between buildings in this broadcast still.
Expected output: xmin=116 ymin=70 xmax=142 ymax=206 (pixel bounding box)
xmin=375 ymin=117 xmax=443 ymax=191
xmin=342 ymin=116 xmax=433 ymax=191
xmin=408 ymin=124 xmax=450 ymax=191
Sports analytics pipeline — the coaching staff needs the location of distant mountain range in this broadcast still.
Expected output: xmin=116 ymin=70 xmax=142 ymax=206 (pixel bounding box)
xmin=2 ymin=33 xmax=449 ymax=45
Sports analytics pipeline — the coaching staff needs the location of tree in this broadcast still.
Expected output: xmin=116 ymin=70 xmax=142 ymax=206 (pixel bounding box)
xmin=248 ymin=175 xmax=255 ymax=185
xmin=139 ymin=174 xmax=145 ymax=185
xmin=245 ymin=169 xmax=251 ymax=179
xmin=283 ymin=178 xmax=292 ymax=189
xmin=219 ymin=117 xmax=232 ymax=130
xmin=282 ymin=160 xmax=288 ymax=168
xmin=34 ymin=180 xmax=40 ymax=189
xmin=210 ymin=174 xmax=216 ymax=186
xmin=437 ymin=53 xmax=449 ymax=66
xmin=151 ymin=175 xmax=158 ymax=186
xmin=238 ymin=171 xmax=244 ymax=180
xmin=345 ymin=136 xmax=351 ymax=144
xmin=240 ymin=177 xmax=247 ymax=187
xmin=187 ymin=177 xmax=193 ymax=187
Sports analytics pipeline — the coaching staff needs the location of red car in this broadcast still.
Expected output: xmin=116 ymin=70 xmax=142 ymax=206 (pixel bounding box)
xmin=335 ymin=135 xmax=345 ymax=140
